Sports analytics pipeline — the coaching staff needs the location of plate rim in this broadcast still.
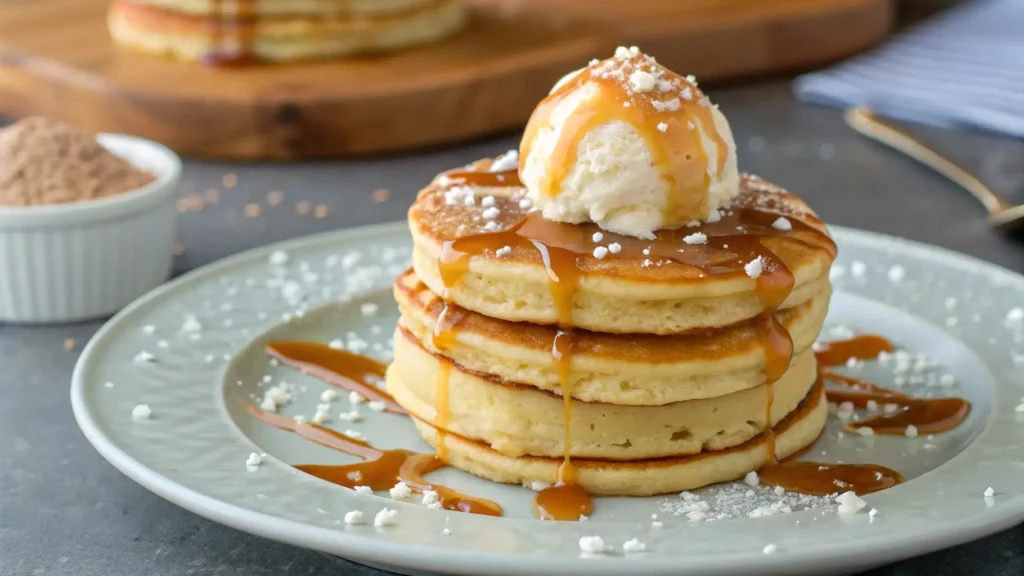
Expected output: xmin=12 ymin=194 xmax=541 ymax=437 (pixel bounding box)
xmin=71 ymin=221 xmax=1024 ymax=576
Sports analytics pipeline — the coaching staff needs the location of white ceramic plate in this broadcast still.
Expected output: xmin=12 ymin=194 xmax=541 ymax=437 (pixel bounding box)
xmin=71 ymin=223 xmax=1024 ymax=576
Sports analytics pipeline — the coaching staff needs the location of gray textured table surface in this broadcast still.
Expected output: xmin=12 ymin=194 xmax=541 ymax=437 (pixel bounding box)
xmin=2 ymin=79 xmax=1023 ymax=576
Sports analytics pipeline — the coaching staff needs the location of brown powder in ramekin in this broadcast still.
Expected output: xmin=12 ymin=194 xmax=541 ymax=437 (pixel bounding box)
xmin=0 ymin=116 xmax=156 ymax=206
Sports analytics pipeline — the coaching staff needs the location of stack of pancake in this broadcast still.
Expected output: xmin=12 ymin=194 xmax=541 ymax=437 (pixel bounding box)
xmin=108 ymin=0 xmax=467 ymax=64
xmin=387 ymin=161 xmax=837 ymax=499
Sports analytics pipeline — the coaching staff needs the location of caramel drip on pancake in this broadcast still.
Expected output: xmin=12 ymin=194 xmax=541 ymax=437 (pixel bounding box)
xmin=266 ymin=342 xmax=405 ymax=414
xmin=439 ymin=212 xmax=591 ymax=520
xmin=202 ymin=0 xmax=258 ymax=66
xmin=247 ymin=406 xmax=501 ymax=516
xmin=519 ymin=53 xmax=729 ymax=223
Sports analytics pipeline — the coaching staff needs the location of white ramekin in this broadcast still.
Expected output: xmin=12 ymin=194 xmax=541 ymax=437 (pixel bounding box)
xmin=0 ymin=134 xmax=180 ymax=323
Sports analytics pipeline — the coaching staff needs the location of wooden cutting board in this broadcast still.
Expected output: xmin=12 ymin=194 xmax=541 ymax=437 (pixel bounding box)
xmin=0 ymin=0 xmax=892 ymax=160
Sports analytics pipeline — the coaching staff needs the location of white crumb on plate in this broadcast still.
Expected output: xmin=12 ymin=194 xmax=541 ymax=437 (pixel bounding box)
xmin=622 ymin=538 xmax=646 ymax=553
xmin=368 ymin=400 xmax=387 ymax=412
xmin=984 ymin=487 xmax=995 ymax=498
xmin=904 ymin=425 xmax=918 ymax=438
xmin=529 ymin=481 xmax=550 ymax=492
xmin=320 ymin=389 xmax=339 ymax=402
xmin=762 ymin=544 xmax=778 ymax=555
xmin=181 ymin=315 xmax=202 ymax=333
xmin=142 ymin=325 xmax=155 ymax=334
xmin=338 ymin=410 xmax=361 ymax=422
xmin=850 ymin=261 xmax=867 ymax=276
xmin=442 ymin=528 xmax=452 ymax=536
xmin=835 ymin=491 xmax=867 ymax=514
xmin=374 ymin=508 xmax=397 ymax=527
xmin=651 ymin=521 xmax=663 ymax=528
xmin=887 ymin=265 xmax=906 ymax=283
xmin=245 ymin=452 xmax=262 ymax=471
xmin=131 ymin=404 xmax=151 ymax=420
xmin=349 ymin=391 xmax=365 ymax=404
xmin=353 ymin=486 xmax=372 ymax=494
xmin=269 ymin=250 xmax=289 ymax=266
xmin=578 ymin=536 xmax=608 ymax=555
xmin=133 ymin=351 xmax=155 ymax=363
xmin=343 ymin=510 xmax=364 ymax=525
xmin=744 ymin=471 xmax=760 ymax=487
xmin=390 ymin=482 xmax=412 ymax=500
xmin=422 ymin=490 xmax=442 ymax=510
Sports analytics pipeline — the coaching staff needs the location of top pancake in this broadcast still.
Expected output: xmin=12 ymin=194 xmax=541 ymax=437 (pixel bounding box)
xmin=409 ymin=160 xmax=836 ymax=334
xmin=109 ymin=0 xmax=466 ymax=62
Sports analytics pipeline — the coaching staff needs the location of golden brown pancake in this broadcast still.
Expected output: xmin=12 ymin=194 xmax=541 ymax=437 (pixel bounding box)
xmin=395 ymin=269 xmax=831 ymax=404
xmin=410 ymin=164 xmax=836 ymax=334
xmin=408 ymin=379 xmax=827 ymax=497
xmin=388 ymin=328 xmax=819 ymax=460
xmin=108 ymin=0 xmax=466 ymax=62
xmin=129 ymin=0 xmax=435 ymax=17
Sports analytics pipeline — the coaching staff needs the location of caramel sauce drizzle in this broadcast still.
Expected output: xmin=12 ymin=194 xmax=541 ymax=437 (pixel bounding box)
xmin=813 ymin=335 xmax=971 ymax=436
xmin=202 ymin=0 xmax=259 ymax=66
xmin=814 ymin=334 xmax=895 ymax=368
xmin=247 ymin=405 xmax=501 ymax=516
xmin=266 ymin=341 xmax=405 ymax=414
xmin=758 ymin=461 xmax=902 ymax=497
xmin=519 ymin=53 xmax=729 ymax=224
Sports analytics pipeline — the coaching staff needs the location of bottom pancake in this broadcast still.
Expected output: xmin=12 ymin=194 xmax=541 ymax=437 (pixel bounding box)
xmin=409 ymin=380 xmax=826 ymax=497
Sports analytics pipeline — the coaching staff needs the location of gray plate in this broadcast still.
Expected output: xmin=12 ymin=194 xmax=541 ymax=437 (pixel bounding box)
xmin=71 ymin=222 xmax=1024 ymax=576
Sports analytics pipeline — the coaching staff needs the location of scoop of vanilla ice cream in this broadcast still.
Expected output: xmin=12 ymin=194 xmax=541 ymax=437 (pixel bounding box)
xmin=519 ymin=57 xmax=740 ymax=239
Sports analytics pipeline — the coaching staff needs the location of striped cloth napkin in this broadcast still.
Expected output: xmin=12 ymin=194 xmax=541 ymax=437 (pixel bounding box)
xmin=793 ymin=0 xmax=1024 ymax=138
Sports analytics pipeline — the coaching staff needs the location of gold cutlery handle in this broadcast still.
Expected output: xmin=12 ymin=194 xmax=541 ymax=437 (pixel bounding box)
xmin=844 ymin=107 xmax=1013 ymax=216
